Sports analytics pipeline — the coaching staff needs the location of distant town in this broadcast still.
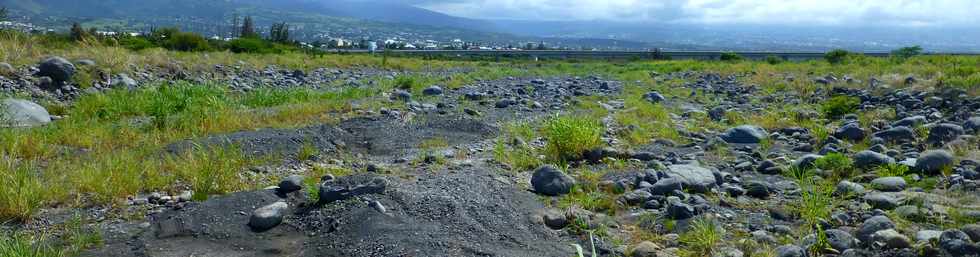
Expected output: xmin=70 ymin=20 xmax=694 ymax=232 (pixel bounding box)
xmin=1 ymin=17 xmax=604 ymax=52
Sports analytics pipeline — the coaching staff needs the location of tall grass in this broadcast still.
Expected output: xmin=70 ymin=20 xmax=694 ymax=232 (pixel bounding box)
xmin=0 ymin=82 xmax=379 ymax=221
xmin=542 ymin=114 xmax=604 ymax=163
xmin=0 ymin=159 xmax=47 ymax=222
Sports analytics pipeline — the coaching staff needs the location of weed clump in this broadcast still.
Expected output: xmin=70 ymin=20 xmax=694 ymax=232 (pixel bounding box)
xmin=821 ymin=95 xmax=860 ymax=119
xmin=542 ymin=114 xmax=604 ymax=163
xmin=679 ymin=217 xmax=723 ymax=256
xmin=814 ymin=152 xmax=854 ymax=178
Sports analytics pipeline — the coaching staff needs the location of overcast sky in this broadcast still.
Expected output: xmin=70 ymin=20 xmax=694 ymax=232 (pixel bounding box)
xmin=408 ymin=0 xmax=977 ymax=27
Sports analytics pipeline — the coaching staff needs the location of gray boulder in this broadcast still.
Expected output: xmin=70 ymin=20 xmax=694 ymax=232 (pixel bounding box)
xmin=965 ymin=117 xmax=980 ymax=133
xmin=865 ymin=193 xmax=901 ymax=210
xmin=666 ymin=197 xmax=696 ymax=220
xmin=0 ymin=62 xmax=13 ymax=74
xmin=248 ymin=201 xmax=289 ymax=231
xmin=872 ymin=229 xmax=911 ymax=249
xmin=112 ymin=73 xmax=139 ymax=89
xmin=940 ymin=229 xmax=980 ymax=255
xmin=853 ymin=150 xmax=895 ymax=168
xmin=834 ymin=123 xmax=866 ymax=141
xmin=825 ymin=229 xmax=856 ymax=251
xmin=277 ymin=175 xmax=304 ymax=194
xmin=36 ymin=56 xmax=75 ymax=84
xmin=650 ymin=177 xmax=683 ymax=195
xmin=643 ymin=91 xmax=665 ymax=103
xmin=530 ymin=165 xmax=575 ymax=196
xmin=927 ymin=123 xmax=964 ymax=145
xmin=870 ymin=177 xmax=906 ymax=192
xmin=857 ymin=215 xmax=896 ymax=243
xmin=720 ymin=125 xmax=768 ymax=144
xmin=835 ymin=180 xmax=866 ymax=196
xmin=664 ymin=164 xmax=718 ymax=193
xmin=913 ymin=150 xmax=955 ymax=175
xmin=774 ymin=244 xmax=805 ymax=257
xmin=1 ymin=99 xmax=52 ymax=127
xmin=873 ymin=126 xmax=916 ymax=143
xmin=916 ymin=230 xmax=942 ymax=242
xmin=422 ymin=86 xmax=443 ymax=96
xmin=893 ymin=115 xmax=926 ymax=128
xmin=745 ymin=181 xmax=772 ymax=199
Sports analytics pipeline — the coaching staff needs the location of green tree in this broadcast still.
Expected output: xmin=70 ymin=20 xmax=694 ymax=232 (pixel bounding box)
xmin=269 ymin=22 xmax=289 ymax=43
xmin=720 ymin=52 xmax=743 ymax=61
xmin=891 ymin=45 xmax=923 ymax=60
xmin=70 ymin=22 xmax=88 ymax=41
xmin=824 ymin=49 xmax=851 ymax=64
xmin=240 ymin=16 xmax=258 ymax=38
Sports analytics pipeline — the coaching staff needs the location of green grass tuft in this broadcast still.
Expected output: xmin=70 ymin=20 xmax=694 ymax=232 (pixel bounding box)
xmin=541 ymin=114 xmax=604 ymax=164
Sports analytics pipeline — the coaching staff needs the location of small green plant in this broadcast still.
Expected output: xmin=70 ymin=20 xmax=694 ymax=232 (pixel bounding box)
xmin=808 ymin=226 xmax=833 ymax=255
xmin=814 ymin=152 xmax=854 ymax=179
xmin=824 ymin=49 xmax=851 ymax=64
xmin=680 ymin=216 xmax=723 ymax=256
xmin=541 ymin=114 xmax=604 ymax=163
xmin=875 ymin=163 xmax=909 ymax=178
xmin=820 ymin=95 xmax=860 ymax=119
xmin=297 ymin=141 xmax=319 ymax=161
xmin=394 ymin=76 xmax=417 ymax=90
xmin=0 ymin=232 xmax=66 ymax=257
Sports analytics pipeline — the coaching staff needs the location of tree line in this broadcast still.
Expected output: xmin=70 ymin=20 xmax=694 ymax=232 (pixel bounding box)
xmin=37 ymin=14 xmax=302 ymax=54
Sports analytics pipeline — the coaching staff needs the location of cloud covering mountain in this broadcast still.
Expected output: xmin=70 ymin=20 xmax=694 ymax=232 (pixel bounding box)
xmin=406 ymin=0 xmax=979 ymax=27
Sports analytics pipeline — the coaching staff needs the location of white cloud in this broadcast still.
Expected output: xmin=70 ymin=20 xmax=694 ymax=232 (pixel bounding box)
xmin=416 ymin=0 xmax=980 ymax=26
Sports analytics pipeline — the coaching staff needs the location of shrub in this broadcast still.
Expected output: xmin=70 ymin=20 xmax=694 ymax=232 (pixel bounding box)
xmin=227 ymin=38 xmax=268 ymax=53
xmin=720 ymin=52 xmax=743 ymax=62
xmin=118 ymin=36 xmax=156 ymax=51
xmin=814 ymin=152 xmax=854 ymax=178
xmin=393 ymin=76 xmax=417 ymax=90
xmin=824 ymin=49 xmax=851 ymax=64
xmin=891 ymin=46 xmax=923 ymax=60
xmin=875 ymin=163 xmax=909 ymax=177
xmin=163 ymin=32 xmax=210 ymax=52
xmin=765 ymin=55 xmax=784 ymax=65
xmin=820 ymin=95 xmax=860 ymax=118
xmin=542 ymin=114 xmax=604 ymax=163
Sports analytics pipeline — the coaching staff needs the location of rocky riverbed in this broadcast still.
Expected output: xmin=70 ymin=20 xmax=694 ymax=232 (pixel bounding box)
xmin=3 ymin=56 xmax=980 ymax=257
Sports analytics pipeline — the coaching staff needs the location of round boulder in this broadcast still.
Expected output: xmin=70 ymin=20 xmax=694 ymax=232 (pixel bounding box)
xmin=720 ymin=125 xmax=768 ymax=144
xmin=248 ymin=201 xmax=289 ymax=231
xmin=422 ymin=86 xmax=443 ymax=96
xmin=663 ymin=164 xmax=718 ymax=193
xmin=1 ymin=99 xmax=52 ymax=127
xmin=913 ymin=150 xmax=955 ymax=175
xmin=965 ymin=117 xmax=980 ymax=133
xmin=834 ymin=123 xmax=866 ymax=141
xmin=530 ymin=165 xmax=575 ymax=196
xmin=36 ymin=56 xmax=76 ymax=84
xmin=926 ymin=123 xmax=964 ymax=145
xmin=853 ymin=150 xmax=895 ymax=169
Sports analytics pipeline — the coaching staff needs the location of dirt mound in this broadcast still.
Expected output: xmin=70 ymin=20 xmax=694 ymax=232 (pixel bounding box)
xmin=83 ymin=165 xmax=572 ymax=257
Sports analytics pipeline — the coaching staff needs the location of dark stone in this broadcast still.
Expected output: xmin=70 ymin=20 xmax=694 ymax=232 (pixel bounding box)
xmin=530 ymin=165 xmax=575 ymax=196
